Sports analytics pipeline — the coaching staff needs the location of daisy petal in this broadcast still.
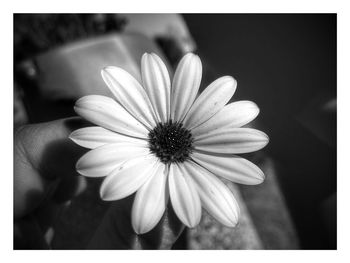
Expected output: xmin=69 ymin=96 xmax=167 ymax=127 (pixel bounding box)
xmin=183 ymin=76 xmax=237 ymax=130
xmin=168 ymin=163 xmax=201 ymax=228
xmin=192 ymin=151 xmax=265 ymax=185
xmin=170 ymin=53 xmax=202 ymax=122
xmin=76 ymin=143 xmax=149 ymax=177
xmin=191 ymin=101 xmax=260 ymax=137
xmin=101 ymin=66 xmax=157 ymax=129
xmin=194 ymin=127 xmax=269 ymax=154
xmin=100 ymin=155 xmax=160 ymax=201
xmin=141 ymin=53 xmax=170 ymax=123
xmin=184 ymin=160 xmax=240 ymax=227
xmin=132 ymin=163 xmax=168 ymax=234
xmin=69 ymin=127 xmax=148 ymax=149
xmin=74 ymin=95 xmax=149 ymax=138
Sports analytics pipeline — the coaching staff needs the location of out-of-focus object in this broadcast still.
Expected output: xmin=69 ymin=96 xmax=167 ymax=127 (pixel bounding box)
xmin=30 ymin=33 xmax=170 ymax=100
xmin=15 ymin=33 xmax=169 ymax=122
xmin=123 ymin=14 xmax=196 ymax=56
xmin=14 ymin=84 xmax=28 ymax=129
xmin=189 ymin=181 xmax=263 ymax=249
xmin=295 ymin=90 xmax=336 ymax=148
xmin=240 ymin=155 xmax=300 ymax=249
xmin=14 ymin=14 xmax=304 ymax=249
xmin=14 ymin=14 xmax=129 ymax=123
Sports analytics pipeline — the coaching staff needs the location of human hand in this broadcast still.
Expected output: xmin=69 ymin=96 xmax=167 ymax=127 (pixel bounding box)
xmin=14 ymin=117 xmax=184 ymax=249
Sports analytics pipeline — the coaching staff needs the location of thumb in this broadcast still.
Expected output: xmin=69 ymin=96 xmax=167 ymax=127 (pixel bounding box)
xmin=14 ymin=117 xmax=89 ymax=219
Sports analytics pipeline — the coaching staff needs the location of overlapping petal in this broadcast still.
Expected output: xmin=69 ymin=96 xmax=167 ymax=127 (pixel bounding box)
xmin=74 ymin=95 xmax=149 ymax=138
xmin=141 ymin=53 xmax=171 ymax=123
xmin=191 ymin=100 xmax=260 ymax=137
xmin=132 ymin=163 xmax=168 ymax=234
xmin=170 ymin=53 xmax=202 ymax=122
xmin=194 ymin=127 xmax=269 ymax=154
xmin=184 ymin=160 xmax=240 ymax=227
xmin=76 ymin=143 xmax=149 ymax=177
xmin=71 ymin=52 xmax=269 ymax=234
xmin=191 ymin=151 xmax=265 ymax=185
xmin=69 ymin=127 xmax=148 ymax=149
xmin=168 ymin=163 xmax=201 ymax=228
xmin=183 ymin=76 xmax=237 ymax=130
xmin=101 ymin=66 xmax=157 ymax=129
xmin=100 ymin=154 xmax=160 ymax=201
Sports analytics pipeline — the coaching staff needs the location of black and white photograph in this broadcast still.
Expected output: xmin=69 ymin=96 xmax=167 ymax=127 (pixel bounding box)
xmin=4 ymin=0 xmax=348 ymax=258
xmin=12 ymin=12 xmax=337 ymax=250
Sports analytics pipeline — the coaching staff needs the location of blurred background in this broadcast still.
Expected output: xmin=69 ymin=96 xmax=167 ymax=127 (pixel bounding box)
xmin=14 ymin=14 xmax=336 ymax=249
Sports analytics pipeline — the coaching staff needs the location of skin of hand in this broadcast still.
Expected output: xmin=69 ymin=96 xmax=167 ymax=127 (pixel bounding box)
xmin=14 ymin=117 xmax=184 ymax=249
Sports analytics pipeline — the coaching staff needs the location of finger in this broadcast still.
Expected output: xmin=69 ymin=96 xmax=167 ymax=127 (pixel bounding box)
xmin=14 ymin=117 xmax=90 ymax=218
xmin=87 ymin=196 xmax=185 ymax=249
xmin=52 ymin=175 xmax=87 ymax=203
xmin=14 ymin=215 xmax=49 ymax=249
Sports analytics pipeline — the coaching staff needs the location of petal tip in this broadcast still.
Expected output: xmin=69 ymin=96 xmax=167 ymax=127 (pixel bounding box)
xmin=255 ymin=131 xmax=269 ymax=152
xmin=132 ymin=222 xmax=149 ymax=235
xmin=141 ymin=52 xmax=150 ymax=61
xmin=184 ymin=52 xmax=195 ymax=58
xmin=75 ymin=157 xmax=90 ymax=177
xmin=226 ymin=76 xmax=237 ymax=89
xmin=101 ymin=66 xmax=120 ymax=78
xmin=227 ymin=218 xmax=239 ymax=228
xmin=68 ymin=134 xmax=81 ymax=148
xmin=259 ymin=171 xmax=266 ymax=183
xmin=227 ymin=208 xmax=240 ymax=228
xmin=188 ymin=218 xmax=201 ymax=228
xmin=74 ymin=98 xmax=83 ymax=108
xmin=75 ymin=168 xmax=85 ymax=177
xmin=193 ymin=54 xmax=202 ymax=67
xmin=252 ymin=102 xmax=260 ymax=118
xmin=99 ymin=186 xmax=111 ymax=201
xmin=256 ymin=130 xmax=270 ymax=146
xmin=182 ymin=52 xmax=201 ymax=66
xmin=150 ymin=52 xmax=161 ymax=60
xmin=100 ymin=66 xmax=110 ymax=75
xmin=263 ymin=132 xmax=270 ymax=144
xmin=133 ymin=228 xmax=142 ymax=235
xmin=75 ymin=162 xmax=84 ymax=175
xmin=75 ymin=158 xmax=81 ymax=169
xmin=252 ymin=169 xmax=266 ymax=185
xmin=68 ymin=132 xmax=75 ymax=141
xmin=102 ymin=65 xmax=116 ymax=71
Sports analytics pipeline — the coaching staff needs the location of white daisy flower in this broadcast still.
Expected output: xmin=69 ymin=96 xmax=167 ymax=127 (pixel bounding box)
xmin=69 ymin=52 xmax=269 ymax=235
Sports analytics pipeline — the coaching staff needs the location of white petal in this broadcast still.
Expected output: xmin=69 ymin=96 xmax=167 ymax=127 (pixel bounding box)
xmin=194 ymin=127 xmax=269 ymax=154
xmin=191 ymin=100 xmax=260 ymax=137
xmin=168 ymin=163 xmax=201 ymax=228
xmin=132 ymin=163 xmax=168 ymax=234
xmin=141 ymin=53 xmax=170 ymax=123
xmin=184 ymin=160 xmax=240 ymax=227
xmin=74 ymin=95 xmax=149 ymax=138
xmin=183 ymin=76 xmax=237 ymax=130
xmin=191 ymin=151 xmax=265 ymax=185
xmin=100 ymin=155 xmax=160 ymax=201
xmin=76 ymin=143 xmax=149 ymax=177
xmin=101 ymin=67 xmax=157 ymax=129
xmin=69 ymin=127 xmax=148 ymax=149
xmin=170 ymin=53 xmax=202 ymax=122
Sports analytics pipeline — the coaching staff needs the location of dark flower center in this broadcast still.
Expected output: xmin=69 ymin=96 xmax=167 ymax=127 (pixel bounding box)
xmin=148 ymin=120 xmax=194 ymax=164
